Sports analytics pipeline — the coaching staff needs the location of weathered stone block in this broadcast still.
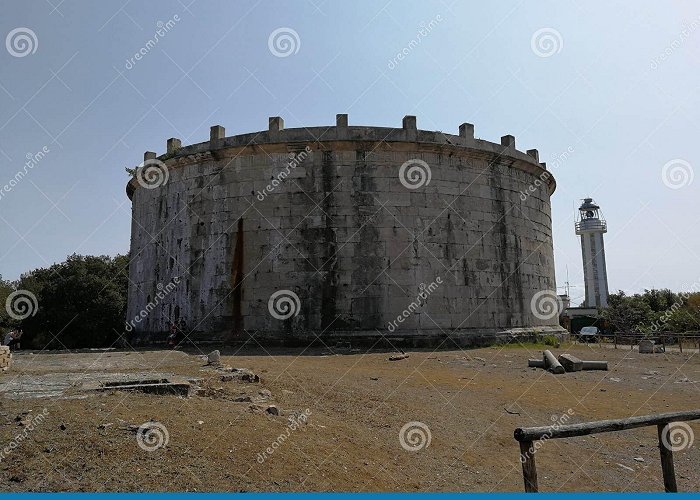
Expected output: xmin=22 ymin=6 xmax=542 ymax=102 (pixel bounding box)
xmin=639 ymin=339 xmax=654 ymax=354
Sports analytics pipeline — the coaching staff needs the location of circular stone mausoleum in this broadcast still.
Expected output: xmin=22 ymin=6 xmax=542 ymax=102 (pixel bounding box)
xmin=126 ymin=114 xmax=564 ymax=346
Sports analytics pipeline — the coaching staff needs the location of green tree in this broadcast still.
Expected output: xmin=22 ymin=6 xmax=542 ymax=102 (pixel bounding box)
xmin=0 ymin=275 xmax=17 ymax=333
xmin=602 ymin=291 xmax=653 ymax=334
xmin=665 ymin=292 xmax=700 ymax=333
xmin=603 ymin=289 xmax=700 ymax=334
xmin=16 ymin=254 xmax=130 ymax=349
xmin=642 ymin=288 xmax=678 ymax=313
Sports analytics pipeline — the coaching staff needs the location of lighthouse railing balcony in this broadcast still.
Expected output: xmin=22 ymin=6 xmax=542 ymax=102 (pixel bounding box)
xmin=575 ymin=219 xmax=607 ymax=233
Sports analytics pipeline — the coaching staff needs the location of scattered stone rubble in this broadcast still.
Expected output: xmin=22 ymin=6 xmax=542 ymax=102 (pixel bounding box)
xmin=192 ymin=362 xmax=274 ymax=413
xmin=218 ymin=367 xmax=260 ymax=383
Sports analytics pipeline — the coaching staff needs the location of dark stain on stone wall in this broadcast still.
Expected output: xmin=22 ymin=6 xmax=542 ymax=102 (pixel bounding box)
xmin=350 ymin=149 xmax=384 ymax=329
xmin=229 ymin=218 xmax=244 ymax=342
xmin=489 ymin=165 xmax=523 ymax=327
xmin=320 ymin=150 xmax=340 ymax=331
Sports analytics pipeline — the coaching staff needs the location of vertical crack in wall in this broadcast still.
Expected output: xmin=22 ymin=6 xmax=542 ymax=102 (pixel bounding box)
xmin=320 ymin=150 xmax=339 ymax=330
xmin=228 ymin=218 xmax=244 ymax=343
xmin=489 ymin=164 xmax=523 ymax=327
xmin=351 ymin=148 xmax=383 ymax=329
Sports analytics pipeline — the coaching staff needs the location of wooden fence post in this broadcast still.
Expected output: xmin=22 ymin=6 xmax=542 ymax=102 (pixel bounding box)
xmin=516 ymin=410 xmax=700 ymax=492
xmin=519 ymin=440 xmax=538 ymax=492
xmin=657 ymin=423 xmax=678 ymax=493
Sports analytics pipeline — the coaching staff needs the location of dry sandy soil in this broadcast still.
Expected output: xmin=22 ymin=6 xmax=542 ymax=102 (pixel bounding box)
xmin=0 ymin=342 xmax=699 ymax=492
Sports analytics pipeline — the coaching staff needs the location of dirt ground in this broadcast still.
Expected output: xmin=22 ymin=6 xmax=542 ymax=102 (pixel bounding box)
xmin=0 ymin=342 xmax=698 ymax=492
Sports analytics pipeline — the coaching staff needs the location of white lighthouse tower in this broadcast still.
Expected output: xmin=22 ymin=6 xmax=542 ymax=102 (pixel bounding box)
xmin=575 ymin=198 xmax=609 ymax=308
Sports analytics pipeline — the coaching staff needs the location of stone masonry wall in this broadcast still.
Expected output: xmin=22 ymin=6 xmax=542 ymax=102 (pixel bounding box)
xmin=126 ymin=117 xmax=561 ymax=344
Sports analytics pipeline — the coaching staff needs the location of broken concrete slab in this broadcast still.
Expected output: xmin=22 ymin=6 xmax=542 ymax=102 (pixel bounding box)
xmin=96 ymin=378 xmax=191 ymax=397
xmin=558 ymin=354 xmax=583 ymax=372
xmin=1 ymin=370 xmax=189 ymax=400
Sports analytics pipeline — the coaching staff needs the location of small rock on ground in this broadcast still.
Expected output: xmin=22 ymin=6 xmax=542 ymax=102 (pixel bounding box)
xmin=207 ymin=350 xmax=221 ymax=365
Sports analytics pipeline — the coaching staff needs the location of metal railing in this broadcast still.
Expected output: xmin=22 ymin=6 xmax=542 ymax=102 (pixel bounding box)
xmin=575 ymin=219 xmax=607 ymax=233
xmin=514 ymin=410 xmax=700 ymax=492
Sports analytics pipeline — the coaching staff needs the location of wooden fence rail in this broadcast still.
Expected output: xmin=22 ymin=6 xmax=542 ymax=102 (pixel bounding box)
xmin=599 ymin=332 xmax=700 ymax=352
xmin=513 ymin=409 xmax=700 ymax=492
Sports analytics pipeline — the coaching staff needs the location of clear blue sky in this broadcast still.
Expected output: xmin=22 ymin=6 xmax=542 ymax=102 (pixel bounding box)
xmin=0 ymin=0 xmax=698 ymax=305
